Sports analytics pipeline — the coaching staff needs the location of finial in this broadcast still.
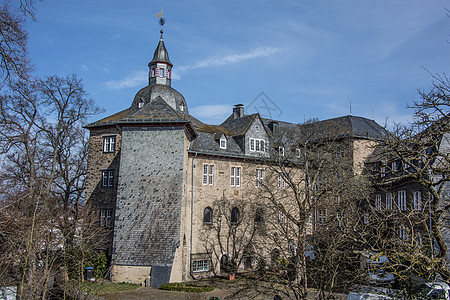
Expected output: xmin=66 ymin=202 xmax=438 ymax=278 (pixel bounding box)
xmin=160 ymin=29 xmax=163 ymax=40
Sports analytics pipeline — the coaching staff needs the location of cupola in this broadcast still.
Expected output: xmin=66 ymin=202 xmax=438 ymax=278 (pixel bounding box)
xmin=148 ymin=30 xmax=173 ymax=86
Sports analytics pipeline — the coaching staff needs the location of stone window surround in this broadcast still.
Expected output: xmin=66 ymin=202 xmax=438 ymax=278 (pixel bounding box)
xmin=231 ymin=166 xmax=241 ymax=187
xmin=255 ymin=168 xmax=264 ymax=188
xmin=100 ymin=208 xmax=113 ymax=227
xmin=375 ymin=194 xmax=382 ymax=210
xmin=203 ymin=164 xmax=214 ymax=185
xmin=192 ymin=259 xmax=210 ymax=273
xmin=413 ymin=190 xmax=422 ymax=211
xmin=203 ymin=207 xmax=213 ymax=224
xmin=398 ymin=190 xmax=407 ymax=211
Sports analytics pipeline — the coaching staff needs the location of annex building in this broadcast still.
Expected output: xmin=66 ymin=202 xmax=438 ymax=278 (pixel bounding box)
xmin=85 ymin=30 xmax=386 ymax=287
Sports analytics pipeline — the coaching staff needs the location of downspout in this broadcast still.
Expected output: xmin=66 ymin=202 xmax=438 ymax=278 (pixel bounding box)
xmin=190 ymin=152 xmax=198 ymax=279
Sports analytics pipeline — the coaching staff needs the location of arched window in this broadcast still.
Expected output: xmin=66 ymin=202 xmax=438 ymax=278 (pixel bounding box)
xmin=231 ymin=207 xmax=239 ymax=224
xmin=203 ymin=207 xmax=212 ymax=224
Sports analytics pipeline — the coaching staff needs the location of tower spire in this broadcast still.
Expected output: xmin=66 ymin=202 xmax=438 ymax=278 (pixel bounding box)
xmin=148 ymin=8 xmax=172 ymax=86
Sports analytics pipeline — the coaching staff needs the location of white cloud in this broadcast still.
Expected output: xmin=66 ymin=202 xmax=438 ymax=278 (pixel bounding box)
xmin=190 ymin=104 xmax=233 ymax=124
xmin=174 ymin=46 xmax=282 ymax=79
xmin=103 ymin=70 xmax=147 ymax=90
xmin=81 ymin=64 xmax=88 ymax=72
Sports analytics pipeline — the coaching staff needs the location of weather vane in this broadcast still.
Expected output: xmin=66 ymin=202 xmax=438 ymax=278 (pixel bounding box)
xmin=156 ymin=7 xmax=165 ymax=28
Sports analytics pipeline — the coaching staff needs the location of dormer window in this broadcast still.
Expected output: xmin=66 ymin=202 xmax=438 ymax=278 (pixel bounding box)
xmin=138 ymin=101 xmax=144 ymax=108
xmin=179 ymin=103 xmax=185 ymax=112
xmin=278 ymin=146 xmax=285 ymax=157
xmin=220 ymin=138 xmax=227 ymax=149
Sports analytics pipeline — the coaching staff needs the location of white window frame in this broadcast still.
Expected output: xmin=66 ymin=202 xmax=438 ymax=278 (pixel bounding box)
xmin=278 ymin=146 xmax=285 ymax=157
xmin=231 ymin=166 xmax=241 ymax=187
xmin=363 ymin=214 xmax=369 ymax=224
xmin=220 ymin=138 xmax=227 ymax=149
xmin=296 ymin=148 xmax=301 ymax=158
xmin=203 ymin=164 xmax=214 ymax=185
xmin=192 ymin=260 xmax=210 ymax=272
xmin=380 ymin=165 xmax=386 ymax=177
xmin=413 ymin=191 xmax=422 ymax=210
xmin=278 ymin=174 xmax=286 ymax=189
xmin=103 ymin=136 xmax=116 ymax=153
xmin=375 ymin=194 xmax=382 ymax=210
xmin=249 ymin=138 xmax=266 ymax=153
xmin=255 ymin=168 xmax=264 ymax=188
xmin=100 ymin=208 xmax=113 ymax=227
xmin=398 ymin=190 xmax=407 ymax=211
xmin=318 ymin=209 xmax=326 ymax=225
xmin=102 ymin=170 xmax=114 ymax=187
xmin=386 ymin=193 xmax=393 ymax=210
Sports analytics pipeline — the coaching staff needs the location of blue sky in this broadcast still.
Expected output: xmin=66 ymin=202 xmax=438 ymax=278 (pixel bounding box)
xmin=26 ymin=0 xmax=450 ymax=126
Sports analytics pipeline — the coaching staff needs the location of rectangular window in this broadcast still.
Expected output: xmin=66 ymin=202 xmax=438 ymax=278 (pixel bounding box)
xmin=203 ymin=164 xmax=214 ymax=185
xmin=100 ymin=208 xmax=113 ymax=227
xmin=398 ymin=190 xmax=407 ymax=211
xmin=250 ymin=138 xmax=255 ymax=151
xmin=231 ymin=167 xmax=241 ymax=187
xmin=363 ymin=214 xmax=369 ymax=224
xmin=386 ymin=193 xmax=393 ymax=210
xmin=103 ymin=136 xmax=116 ymax=153
xmin=255 ymin=169 xmax=264 ymax=188
xmin=391 ymin=161 xmax=397 ymax=172
xmin=249 ymin=138 xmax=266 ymax=153
xmin=278 ymin=174 xmax=286 ymax=189
xmin=102 ymin=170 xmax=114 ymax=187
xmin=192 ymin=260 xmax=210 ymax=272
xmin=380 ymin=165 xmax=386 ymax=177
xmin=220 ymin=138 xmax=227 ymax=149
xmin=318 ymin=209 xmax=326 ymax=225
xmin=375 ymin=194 xmax=382 ymax=210
xmin=296 ymin=148 xmax=301 ymax=158
xmin=413 ymin=191 xmax=422 ymax=210
xmin=399 ymin=226 xmax=408 ymax=240
xmin=278 ymin=146 xmax=285 ymax=156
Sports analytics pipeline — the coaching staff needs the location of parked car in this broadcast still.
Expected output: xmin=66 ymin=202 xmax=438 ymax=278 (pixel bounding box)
xmin=347 ymin=291 xmax=393 ymax=300
xmin=417 ymin=281 xmax=450 ymax=299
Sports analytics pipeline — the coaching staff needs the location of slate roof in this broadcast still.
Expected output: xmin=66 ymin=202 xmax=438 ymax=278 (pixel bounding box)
xmin=149 ymin=31 xmax=172 ymax=66
xmin=85 ymin=96 xmax=189 ymax=128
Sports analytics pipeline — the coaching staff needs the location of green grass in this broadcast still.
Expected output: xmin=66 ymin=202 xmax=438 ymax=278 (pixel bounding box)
xmin=160 ymin=282 xmax=214 ymax=292
xmin=75 ymin=281 xmax=140 ymax=295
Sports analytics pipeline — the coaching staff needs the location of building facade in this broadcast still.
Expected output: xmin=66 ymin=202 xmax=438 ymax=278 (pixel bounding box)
xmin=85 ymin=31 xmax=386 ymax=286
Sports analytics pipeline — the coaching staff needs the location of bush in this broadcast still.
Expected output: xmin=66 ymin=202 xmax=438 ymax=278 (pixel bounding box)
xmin=160 ymin=282 xmax=214 ymax=292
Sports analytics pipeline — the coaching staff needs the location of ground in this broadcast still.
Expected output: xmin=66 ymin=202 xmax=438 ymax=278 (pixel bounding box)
xmin=97 ymin=275 xmax=347 ymax=300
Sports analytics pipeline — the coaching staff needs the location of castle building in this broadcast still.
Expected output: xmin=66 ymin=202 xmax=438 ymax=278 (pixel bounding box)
xmin=85 ymin=30 xmax=385 ymax=287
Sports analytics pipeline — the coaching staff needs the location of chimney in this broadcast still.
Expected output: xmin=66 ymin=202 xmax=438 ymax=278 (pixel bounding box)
xmin=233 ymin=104 xmax=244 ymax=119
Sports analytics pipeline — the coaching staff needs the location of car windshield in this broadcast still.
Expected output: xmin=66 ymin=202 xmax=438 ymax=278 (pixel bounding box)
xmin=419 ymin=286 xmax=447 ymax=299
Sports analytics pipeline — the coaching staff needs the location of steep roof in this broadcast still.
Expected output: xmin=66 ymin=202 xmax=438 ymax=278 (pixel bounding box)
xmin=149 ymin=30 xmax=172 ymax=66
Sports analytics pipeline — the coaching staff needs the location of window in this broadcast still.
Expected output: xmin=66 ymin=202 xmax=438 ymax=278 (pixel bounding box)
xmin=179 ymin=103 xmax=185 ymax=112
xmin=375 ymin=194 xmax=382 ymax=210
xmin=278 ymin=174 xmax=286 ymax=189
xmin=386 ymin=193 xmax=393 ymax=210
xmin=255 ymin=125 xmax=260 ymax=132
xmin=203 ymin=207 xmax=212 ymax=224
xmin=380 ymin=165 xmax=386 ymax=177
xmin=103 ymin=136 xmax=116 ymax=153
xmin=413 ymin=191 xmax=422 ymax=210
xmin=391 ymin=161 xmax=398 ymax=172
xmin=138 ymin=100 xmax=144 ymax=108
xmin=296 ymin=148 xmax=301 ymax=158
xmin=399 ymin=226 xmax=408 ymax=240
xmin=317 ymin=209 xmax=326 ymax=225
xmin=231 ymin=166 xmax=241 ymax=187
xmin=335 ymin=148 xmax=344 ymax=159
xmin=231 ymin=207 xmax=239 ymax=224
xmin=278 ymin=210 xmax=286 ymax=225
xmin=102 ymin=170 xmax=114 ymax=187
xmin=363 ymin=214 xmax=369 ymax=224
xmin=220 ymin=138 xmax=227 ymax=149
xmin=255 ymin=169 xmax=264 ymax=188
xmin=192 ymin=260 xmax=209 ymax=272
xmin=398 ymin=190 xmax=407 ymax=211
xmin=100 ymin=209 xmax=113 ymax=227
xmin=278 ymin=146 xmax=285 ymax=157
xmin=203 ymin=164 xmax=214 ymax=185
xmin=249 ymin=138 xmax=266 ymax=153
xmin=337 ymin=211 xmax=345 ymax=226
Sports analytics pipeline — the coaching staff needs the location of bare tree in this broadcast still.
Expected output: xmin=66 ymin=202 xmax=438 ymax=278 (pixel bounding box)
xmin=0 ymin=75 xmax=103 ymax=299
